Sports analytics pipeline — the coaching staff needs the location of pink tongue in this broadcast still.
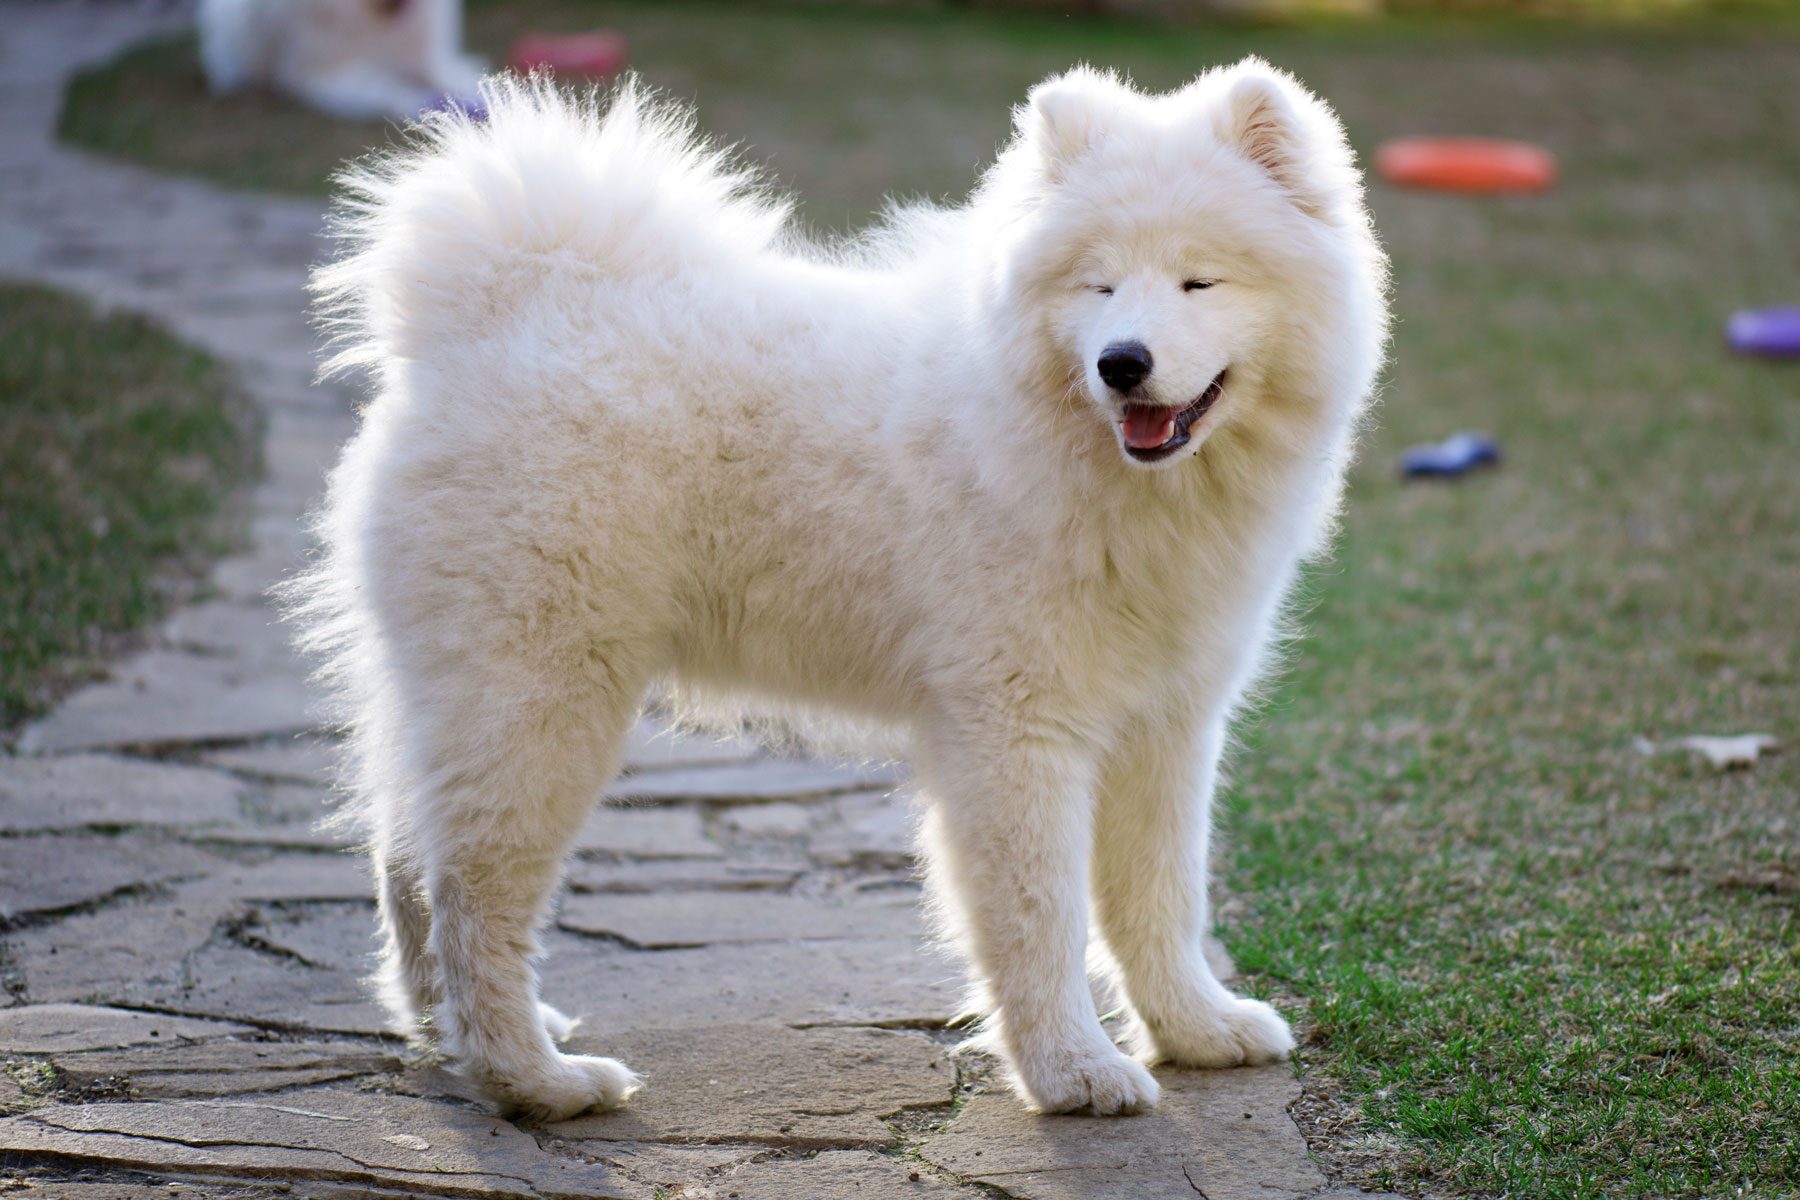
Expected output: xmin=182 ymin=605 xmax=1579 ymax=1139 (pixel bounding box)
xmin=1122 ymin=406 xmax=1176 ymax=450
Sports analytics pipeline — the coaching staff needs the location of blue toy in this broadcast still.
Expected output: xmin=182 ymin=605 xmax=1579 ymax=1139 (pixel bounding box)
xmin=1400 ymin=431 xmax=1501 ymax=479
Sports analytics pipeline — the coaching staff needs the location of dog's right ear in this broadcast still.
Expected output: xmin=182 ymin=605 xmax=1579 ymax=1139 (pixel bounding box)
xmin=1017 ymin=68 xmax=1116 ymax=182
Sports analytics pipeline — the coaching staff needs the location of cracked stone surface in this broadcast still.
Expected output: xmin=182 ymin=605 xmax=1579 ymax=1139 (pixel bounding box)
xmin=0 ymin=755 xmax=248 ymax=833
xmin=0 ymin=835 xmax=226 ymax=921
xmin=566 ymin=858 xmax=803 ymax=895
xmin=919 ymin=1069 xmax=1332 ymax=1199
xmin=606 ymin=759 xmax=904 ymax=805
xmin=708 ymin=1151 xmax=970 ymax=1198
xmin=574 ymin=804 xmax=723 ymax=860
xmin=1 ymin=1089 xmax=649 ymax=1199
xmin=538 ymin=933 xmax=960 ymax=1030
xmin=0 ymin=7 xmax=1363 ymax=1198
xmin=53 ymin=1038 xmax=406 ymax=1099
xmin=556 ymin=889 xmax=922 ymax=948
xmin=810 ymin=790 xmax=921 ymax=867
xmin=200 ymin=736 xmax=340 ymax=787
xmin=17 ymin=650 xmax=318 ymax=753
xmin=0 ymin=1004 xmax=253 ymax=1053
xmin=553 ymin=1025 xmax=952 ymax=1148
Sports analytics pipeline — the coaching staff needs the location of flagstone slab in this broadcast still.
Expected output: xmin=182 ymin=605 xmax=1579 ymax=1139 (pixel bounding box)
xmin=712 ymin=1150 xmax=969 ymax=1198
xmin=138 ymin=941 xmax=389 ymax=1037
xmin=607 ymin=760 xmax=902 ymax=805
xmin=918 ymin=1066 xmax=1328 ymax=1200
xmin=11 ymin=899 xmax=231 ymax=1007
xmin=566 ymin=858 xmax=802 ymax=895
xmin=0 ymin=1004 xmax=253 ymax=1053
xmin=232 ymin=902 xmax=378 ymax=973
xmin=574 ymin=804 xmax=722 ymax=860
xmin=718 ymin=802 xmax=817 ymax=839
xmin=10 ymin=898 xmax=384 ymax=1034
xmin=585 ymin=1142 xmax=766 ymax=1190
xmin=211 ymin=548 xmax=307 ymax=606
xmin=17 ymin=650 xmax=317 ymax=753
xmin=8 ymin=1184 xmax=294 ymax=1200
xmin=52 ymin=1039 xmax=404 ymax=1099
xmin=0 ymin=755 xmax=247 ymax=833
xmin=187 ymin=818 xmax=356 ymax=852
xmin=553 ymin=1024 xmax=952 ymax=1148
xmin=0 ymin=1088 xmax=648 ymax=1199
xmin=0 ymin=834 xmax=225 ymax=921
xmin=539 ymin=933 xmax=958 ymax=1030
xmin=174 ymin=853 xmax=371 ymax=904
xmin=558 ymin=890 xmax=922 ymax=949
xmin=260 ymin=403 xmax=352 ymax=491
xmin=161 ymin=601 xmax=294 ymax=666
xmin=201 ymin=736 xmax=339 ymax=786
xmin=810 ymin=791 xmax=920 ymax=867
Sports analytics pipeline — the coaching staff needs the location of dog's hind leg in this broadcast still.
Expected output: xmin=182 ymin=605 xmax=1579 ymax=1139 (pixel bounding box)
xmin=376 ymin=830 xmax=580 ymax=1047
xmin=395 ymin=661 xmax=645 ymax=1122
xmin=373 ymin=842 xmax=438 ymax=1039
xmin=1091 ymin=705 xmax=1295 ymax=1069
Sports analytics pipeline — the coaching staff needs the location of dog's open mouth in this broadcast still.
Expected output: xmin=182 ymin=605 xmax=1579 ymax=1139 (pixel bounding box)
xmin=1120 ymin=370 xmax=1226 ymax=463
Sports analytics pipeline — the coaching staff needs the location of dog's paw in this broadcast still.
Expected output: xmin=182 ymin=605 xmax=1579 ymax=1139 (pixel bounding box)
xmin=1015 ymin=1044 xmax=1160 ymax=1115
xmin=488 ymin=1053 xmax=641 ymax=1123
xmin=1137 ymin=995 xmax=1295 ymax=1069
xmin=537 ymin=1001 xmax=580 ymax=1043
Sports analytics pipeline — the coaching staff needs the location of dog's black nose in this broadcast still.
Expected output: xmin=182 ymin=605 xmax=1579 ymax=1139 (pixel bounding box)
xmin=1098 ymin=342 xmax=1153 ymax=393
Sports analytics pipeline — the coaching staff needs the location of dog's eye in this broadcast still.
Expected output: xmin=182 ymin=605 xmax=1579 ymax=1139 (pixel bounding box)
xmin=1183 ymin=279 xmax=1216 ymax=292
xmin=1091 ymin=285 xmax=1114 ymax=296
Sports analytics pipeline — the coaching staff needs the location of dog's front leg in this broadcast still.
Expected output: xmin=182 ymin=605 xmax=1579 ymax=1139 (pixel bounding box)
xmin=1092 ymin=704 xmax=1296 ymax=1069
xmin=919 ymin=718 xmax=1160 ymax=1115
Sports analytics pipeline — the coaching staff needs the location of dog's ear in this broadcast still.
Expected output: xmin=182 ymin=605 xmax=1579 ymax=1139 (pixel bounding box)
xmin=1018 ymin=68 xmax=1115 ymax=181
xmin=1215 ymin=59 xmax=1338 ymax=217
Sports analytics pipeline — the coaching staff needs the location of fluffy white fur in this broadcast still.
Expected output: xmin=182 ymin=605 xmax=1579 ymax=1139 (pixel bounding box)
xmin=198 ymin=0 xmax=481 ymax=120
xmin=297 ymin=61 xmax=1388 ymax=1121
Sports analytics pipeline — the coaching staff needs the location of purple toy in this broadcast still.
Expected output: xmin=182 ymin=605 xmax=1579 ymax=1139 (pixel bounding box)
xmin=1400 ymin=431 xmax=1501 ymax=479
xmin=425 ymin=93 xmax=488 ymax=123
xmin=1727 ymin=307 xmax=1800 ymax=359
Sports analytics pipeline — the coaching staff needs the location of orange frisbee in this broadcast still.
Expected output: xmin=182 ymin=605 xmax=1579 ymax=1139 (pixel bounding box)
xmin=1375 ymin=137 xmax=1557 ymax=195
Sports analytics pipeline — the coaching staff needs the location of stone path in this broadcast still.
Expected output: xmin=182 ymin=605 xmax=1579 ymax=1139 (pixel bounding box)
xmin=0 ymin=6 xmax=1396 ymax=1197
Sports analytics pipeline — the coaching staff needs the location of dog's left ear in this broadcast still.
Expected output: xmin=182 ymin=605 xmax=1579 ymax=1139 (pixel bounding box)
xmin=1018 ymin=67 xmax=1119 ymax=183
xmin=1215 ymin=61 xmax=1338 ymax=217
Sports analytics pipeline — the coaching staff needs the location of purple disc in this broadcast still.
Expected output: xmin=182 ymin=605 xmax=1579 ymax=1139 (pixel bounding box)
xmin=1726 ymin=307 xmax=1800 ymax=358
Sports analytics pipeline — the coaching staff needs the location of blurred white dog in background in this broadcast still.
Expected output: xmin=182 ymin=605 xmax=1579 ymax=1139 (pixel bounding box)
xmin=198 ymin=0 xmax=483 ymax=120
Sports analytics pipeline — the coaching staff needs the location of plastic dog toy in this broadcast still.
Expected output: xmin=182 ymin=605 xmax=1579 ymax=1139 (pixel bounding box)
xmin=508 ymin=32 xmax=628 ymax=78
xmin=1726 ymin=307 xmax=1800 ymax=358
xmin=1376 ymin=138 xmax=1556 ymax=195
xmin=1400 ymin=431 xmax=1502 ymax=478
xmin=426 ymin=93 xmax=487 ymax=122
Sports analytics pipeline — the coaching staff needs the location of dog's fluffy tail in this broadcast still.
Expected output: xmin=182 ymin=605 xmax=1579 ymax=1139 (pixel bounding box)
xmin=312 ymin=74 xmax=793 ymax=378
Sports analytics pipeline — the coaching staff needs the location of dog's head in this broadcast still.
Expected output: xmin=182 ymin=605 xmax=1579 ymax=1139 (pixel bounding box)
xmin=992 ymin=60 xmax=1378 ymax=471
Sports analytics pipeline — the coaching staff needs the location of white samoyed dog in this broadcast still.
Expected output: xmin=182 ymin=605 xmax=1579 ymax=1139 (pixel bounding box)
xmin=298 ymin=60 xmax=1388 ymax=1121
xmin=198 ymin=0 xmax=482 ymax=121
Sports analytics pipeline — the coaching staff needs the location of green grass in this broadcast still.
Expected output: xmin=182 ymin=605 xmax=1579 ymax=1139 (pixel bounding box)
xmin=55 ymin=5 xmax=1800 ymax=1196
xmin=0 ymin=284 xmax=258 ymax=728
